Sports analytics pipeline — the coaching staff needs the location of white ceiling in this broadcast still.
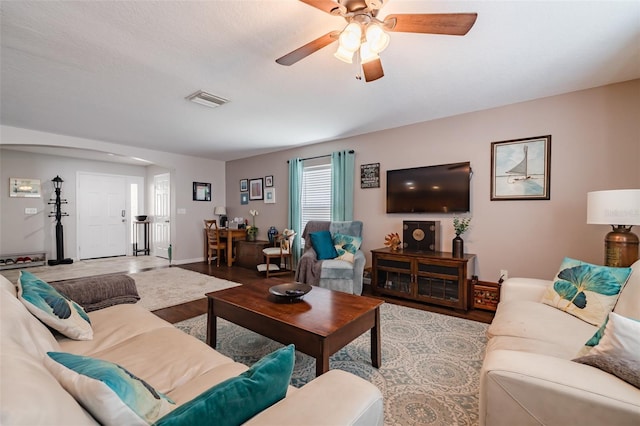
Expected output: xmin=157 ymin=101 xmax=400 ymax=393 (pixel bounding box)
xmin=1 ymin=1 xmax=639 ymax=162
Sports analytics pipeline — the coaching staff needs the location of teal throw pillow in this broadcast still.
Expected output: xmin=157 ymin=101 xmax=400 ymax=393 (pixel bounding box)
xmin=44 ymin=352 xmax=175 ymax=425
xmin=18 ymin=270 xmax=93 ymax=340
xmin=310 ymin=230 xmax=338 ymax=260
xmin=333 ymin=233 xmax=362 ymax=263
xmin=541 ymin=257 xmax=632 ymax=326
xmin=154 ymin=344 xmax=295 ymax=426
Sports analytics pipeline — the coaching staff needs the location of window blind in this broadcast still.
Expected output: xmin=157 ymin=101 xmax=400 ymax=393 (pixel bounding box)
xmin=301 ymin=164 xmax=332 ymax=237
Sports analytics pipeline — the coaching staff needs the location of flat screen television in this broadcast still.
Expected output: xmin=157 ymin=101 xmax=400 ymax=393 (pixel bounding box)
xmin=386 ymin=162 xmax=471 ymax=213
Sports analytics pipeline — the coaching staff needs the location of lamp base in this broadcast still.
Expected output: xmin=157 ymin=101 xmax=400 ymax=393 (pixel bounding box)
xmin=604 ymin=226 xmax=639 ymax=267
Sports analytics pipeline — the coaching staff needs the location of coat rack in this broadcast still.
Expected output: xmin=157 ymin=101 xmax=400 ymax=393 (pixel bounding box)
xmin=48 ymin=176 xmax=73 ymax=266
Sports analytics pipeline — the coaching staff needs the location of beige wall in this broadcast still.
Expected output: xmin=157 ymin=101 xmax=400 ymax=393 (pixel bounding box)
xmin=225 ymin=80 xmax=640 ymax=281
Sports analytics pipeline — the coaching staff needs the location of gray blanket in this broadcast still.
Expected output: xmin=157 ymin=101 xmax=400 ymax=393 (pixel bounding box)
xmin=294 ymin=221 xmax=330 ymax=285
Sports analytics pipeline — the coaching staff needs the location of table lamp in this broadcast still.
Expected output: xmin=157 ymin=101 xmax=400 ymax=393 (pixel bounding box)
xmin=214 ymin=206 xmax=227 ymax=228
xmin=587 ymin=189 xmax=640 ymax=267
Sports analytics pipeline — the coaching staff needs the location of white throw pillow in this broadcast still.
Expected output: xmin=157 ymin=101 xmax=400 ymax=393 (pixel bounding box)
xmin=44 ymin=352 xmax=175 ymax=425
xmin=18 ymin=271 xmax=93 ymax=340
xmin=590 ymin=312 xmax=640 ymax=362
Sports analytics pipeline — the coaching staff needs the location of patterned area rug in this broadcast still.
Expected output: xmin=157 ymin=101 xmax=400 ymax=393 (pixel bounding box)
xmin=130 ymin=268 xmax=239 ymax=311
xmin=174 ymin=303 xmax=488 ymax=426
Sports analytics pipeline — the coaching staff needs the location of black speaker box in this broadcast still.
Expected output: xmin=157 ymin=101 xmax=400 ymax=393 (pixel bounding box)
xmin=402 ymin=221 xmax=440 ymax=252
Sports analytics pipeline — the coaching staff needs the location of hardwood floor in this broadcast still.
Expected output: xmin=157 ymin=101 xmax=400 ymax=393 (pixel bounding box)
xmin=153 ymin=262 xmax=495 ymax=324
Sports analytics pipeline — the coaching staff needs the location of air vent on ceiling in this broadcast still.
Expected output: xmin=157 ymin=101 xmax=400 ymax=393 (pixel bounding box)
xmin=185 ymin=90 xmax=229 ymax=108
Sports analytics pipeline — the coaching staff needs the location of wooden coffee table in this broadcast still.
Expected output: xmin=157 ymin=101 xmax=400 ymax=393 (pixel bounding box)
xmin=206 ymin=284 xmax=383 ymax=377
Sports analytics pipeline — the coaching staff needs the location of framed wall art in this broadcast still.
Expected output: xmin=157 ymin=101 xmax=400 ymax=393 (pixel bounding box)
xmin=240 ymin=192 xmax=249 ymax=205
xmin=192 ymin=182 xmax=211 ymax=201
xmin=265 ymin=175 xmax=274 ymax=187
xmin=240 ymin=179 xmax=248 ymax=192
xmin=360 ymin=163 xmax=380 ymax=188
xmin=264 ymin=187 xmax=275 ymax=204
xmin=249 ymin=178 xmax=263 ymax=200
xmin=9 ymin=178 xmax=41 ymax=198
xmin=491 ymin=135 xmax=551 ymax=200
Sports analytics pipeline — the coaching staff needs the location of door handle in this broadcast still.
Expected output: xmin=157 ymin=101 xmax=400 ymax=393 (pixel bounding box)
xmin=121 ymin=210 xmax=126 ymax=217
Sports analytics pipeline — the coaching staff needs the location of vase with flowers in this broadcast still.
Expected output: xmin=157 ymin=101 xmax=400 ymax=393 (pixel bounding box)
xmin=247 ymin=209 xmax=259 ymax=241
xmin=452 ymin=216 xmax=471 ymax=257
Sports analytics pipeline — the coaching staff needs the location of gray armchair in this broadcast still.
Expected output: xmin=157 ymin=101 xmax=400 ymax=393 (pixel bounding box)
xmin=295 ymin=221 xmax=365 ymax=295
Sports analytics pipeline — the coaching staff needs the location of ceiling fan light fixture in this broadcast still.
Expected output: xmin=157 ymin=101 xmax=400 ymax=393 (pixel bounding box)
xmin=365 ymin=24 xmax=390 ymax=53
xmin=334 ymin=45 xmax=355 ymax=63
xmin=338 ymin=22 xmax=362 ymax=52
xmin=359 ymin=41 xmax=379 ymax=64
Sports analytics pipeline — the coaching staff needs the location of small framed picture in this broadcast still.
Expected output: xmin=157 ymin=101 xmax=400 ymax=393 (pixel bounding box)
xmin=249 ymin=178 xmax=263 ymax=200
xmin=360 ymin=163 xmax=380 ymax=189
xmin=265 ymin=175 xmax=274 ymax=187
xmin=9 ymin=178 xmax=41 ymax=198
xmin=240 ymin=192 xmax=249 ymax=205
xmin=240 ymin=179 xmax=248 ymax=192
xmin=264 ymin=187 xmax=275 ymax=204
xmin=192 ymin=182 xmax=211 ymax=201
xmin=491 ymin=135 xmax=551 ymax=200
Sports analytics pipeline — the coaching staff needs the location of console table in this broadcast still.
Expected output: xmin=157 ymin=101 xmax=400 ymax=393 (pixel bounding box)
xmin=371 ymin=248 xmax=475 ymax=311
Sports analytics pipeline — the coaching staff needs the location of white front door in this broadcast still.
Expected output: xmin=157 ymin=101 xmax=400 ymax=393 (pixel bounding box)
xmin=77 ymin=173 xmax=127 ymax=259
xmin=153 ymin=173 xmax=171 ymax=259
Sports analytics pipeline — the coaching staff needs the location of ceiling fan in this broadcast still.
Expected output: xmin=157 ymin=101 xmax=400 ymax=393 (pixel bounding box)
xmin=276 ymin=0 xmax=477 ymax=82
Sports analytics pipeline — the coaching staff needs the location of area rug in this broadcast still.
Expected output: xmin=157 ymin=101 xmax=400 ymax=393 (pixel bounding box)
xmin=174 ymin=303 xmax=489 ymax=426
xmin=129 ymin=268 xmax=239 ymax=311
xmin=0 ymin=256 xmax=168 ymax=283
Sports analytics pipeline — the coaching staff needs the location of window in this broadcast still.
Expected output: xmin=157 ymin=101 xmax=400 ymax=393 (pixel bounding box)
xmin=301 ymin=163 xmax=331 ymax=238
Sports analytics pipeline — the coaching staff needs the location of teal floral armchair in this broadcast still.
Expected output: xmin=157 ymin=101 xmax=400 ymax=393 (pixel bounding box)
xmin=295 ymin=221 xmax=365 ymax=295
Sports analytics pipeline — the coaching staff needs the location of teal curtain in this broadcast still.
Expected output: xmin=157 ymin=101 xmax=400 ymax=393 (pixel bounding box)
xmin=288 ymin=158 xmax=303 ymax=265
xmin=331 ymin=150 xmax=355 ymax=221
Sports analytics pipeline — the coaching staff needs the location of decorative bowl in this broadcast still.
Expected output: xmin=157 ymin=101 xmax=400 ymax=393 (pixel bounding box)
xmin=135 ymin=215 xmax=148 ymax=221
xmin=269 ymin=283 xmax=312 ymax=299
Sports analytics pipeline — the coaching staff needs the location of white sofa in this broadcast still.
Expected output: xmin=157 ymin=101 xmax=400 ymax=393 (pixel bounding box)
xmin=480 ymin=260 xmax=640 ymax=426
xmin=0 ymin=274 xmax=384 ymax=425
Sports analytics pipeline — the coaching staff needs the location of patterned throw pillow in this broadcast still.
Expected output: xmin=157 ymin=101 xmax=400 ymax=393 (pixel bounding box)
xmin=333 ymin=233 xmax=362 ymax=263
xmin=44 ymin=352 xmax=175 ymax=425
xmin=573 ymin=355 xmax=640 ymax=389
xmin=541 ymin=258 xmax=632 ymax=326
xmin=590 ymin=312 xmax=640 ymax=362
xmin=18 ymin=270 xmax=93 ymax=340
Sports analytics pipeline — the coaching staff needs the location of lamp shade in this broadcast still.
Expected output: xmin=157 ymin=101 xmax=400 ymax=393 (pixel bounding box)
xmin=214 ymin=206 xmax=227 ymax=215
xmin=587 ymin=189 xmax=640 ymax=225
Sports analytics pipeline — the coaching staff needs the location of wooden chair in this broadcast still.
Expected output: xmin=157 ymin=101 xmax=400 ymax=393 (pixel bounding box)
xmin=260 ymin=229 xmax=296 ymax=278
xmin=204 ymin=220 xmax=226 ymax=267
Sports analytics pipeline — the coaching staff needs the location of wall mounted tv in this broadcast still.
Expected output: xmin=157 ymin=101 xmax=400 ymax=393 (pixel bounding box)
xmin=386 ymin=162 xmax=471 ymax=213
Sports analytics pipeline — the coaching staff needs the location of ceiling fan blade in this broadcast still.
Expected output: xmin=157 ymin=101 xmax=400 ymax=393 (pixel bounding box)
xmin=298 ymin=0 xmax=345 ymax=15
xmin=276 ymin=31 xmax=340 ymax=66
xmin=362 ymin=58 xmax=384 ymax=82
xmin=385 ymin=13 xmax=477 ymax=35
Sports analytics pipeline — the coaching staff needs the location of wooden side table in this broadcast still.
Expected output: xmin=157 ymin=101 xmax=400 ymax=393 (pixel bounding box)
xmin=235 ymin=240 xmax=271 ymax=269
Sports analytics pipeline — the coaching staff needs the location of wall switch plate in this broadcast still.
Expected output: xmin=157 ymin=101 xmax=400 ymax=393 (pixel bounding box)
xmin=25 ymin=208 xmax=38 ymax=215
xmin=177 ymin=208 xmax=186 ymax=214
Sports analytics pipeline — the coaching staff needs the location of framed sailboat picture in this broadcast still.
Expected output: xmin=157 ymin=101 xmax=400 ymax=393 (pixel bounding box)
xmin=491 ymin=135 xmax=551 ymax=200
